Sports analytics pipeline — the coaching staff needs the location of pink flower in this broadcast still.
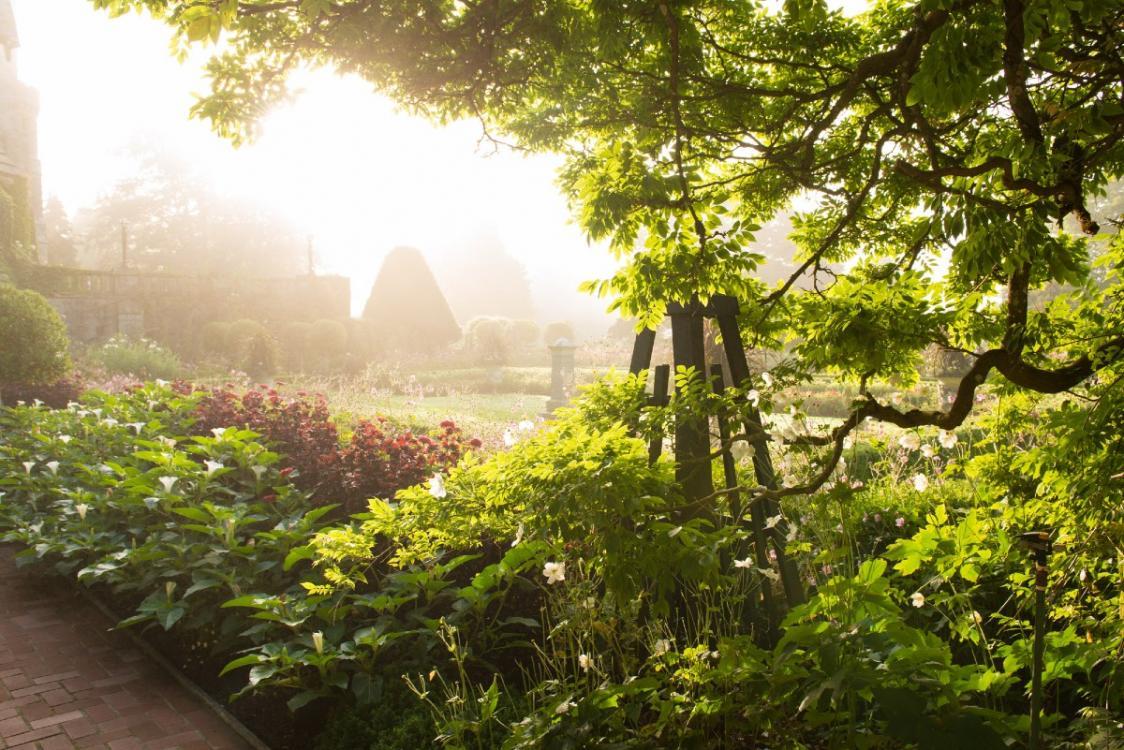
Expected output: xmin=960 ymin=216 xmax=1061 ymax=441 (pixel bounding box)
xmin=895 ymin=517 xmax=906 ymax=528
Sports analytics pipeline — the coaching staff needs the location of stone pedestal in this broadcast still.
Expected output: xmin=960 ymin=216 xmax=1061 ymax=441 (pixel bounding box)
xmin=545 ymin=338 xmax=577 ymax=414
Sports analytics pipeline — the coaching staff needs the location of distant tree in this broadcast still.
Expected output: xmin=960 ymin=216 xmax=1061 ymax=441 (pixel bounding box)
xmin=542 ymin=321 xmax=576 ymax=347
xmin=75 ymin=142 xmax=303 ymax=277
xmin=0 ymin=286 xmax=71 ymax=402
xmin=42 ymin=198 xmax=78 ymax=267
xmin=362 ymin=247 xmax=461 ymax=354
xmin=436 ymin=234 xmax=535 ymax=322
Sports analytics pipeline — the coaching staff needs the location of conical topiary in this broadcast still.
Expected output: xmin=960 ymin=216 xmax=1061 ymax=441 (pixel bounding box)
xmin=362 ymin=246 xmax=461 ymax=353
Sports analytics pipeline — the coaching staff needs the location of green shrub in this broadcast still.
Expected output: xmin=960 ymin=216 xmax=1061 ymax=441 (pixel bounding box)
xmin=243 ymin=331 xmax=279 ymax=379
xmin=89 ymin=334 xmax=181 ymax=380
xmin=0 ymin=285 xmax=72 ymax=398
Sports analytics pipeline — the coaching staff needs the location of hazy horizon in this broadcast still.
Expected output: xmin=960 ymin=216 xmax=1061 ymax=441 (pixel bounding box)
xmin=10 ymin=0 xmax=621 ymax=337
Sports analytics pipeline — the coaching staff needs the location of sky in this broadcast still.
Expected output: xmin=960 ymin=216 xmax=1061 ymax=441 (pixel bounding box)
xmin=10 ymin=0 xmax=618 ymax=332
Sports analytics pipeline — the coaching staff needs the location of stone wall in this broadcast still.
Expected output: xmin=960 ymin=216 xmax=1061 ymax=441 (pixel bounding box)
xmin=19 ymin=265 xmax=351 ymax=348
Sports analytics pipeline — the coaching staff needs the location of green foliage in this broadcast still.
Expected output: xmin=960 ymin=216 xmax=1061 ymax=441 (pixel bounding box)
xmin=0 ymin=285 xmax=72 ymax=391
xmin=0 ymin=385 xmax=334 ymax=646
xmin=88 ymin=334 xmax=181 ymax=380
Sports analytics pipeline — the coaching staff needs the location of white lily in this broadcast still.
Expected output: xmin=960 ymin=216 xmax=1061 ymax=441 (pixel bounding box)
xmin=22 ymin=461 xmax=34 ymax=475
xmin=75 ymin=504 xmax=89 ymax=520
xmin=158 ymin=476 xmax=178 ymax=493
xmin=542 ymin=561 xmax=566 ymax=584
xmin=58 ymin=435 xmax=72 ymax=444
xmin=898 ymin=433 xmax=921 ymax=451
xmin=204 ymin=460 xmax=224 ymax=477
xmin=45 ymin=461 xmax=60 ymax=475
xmin=312 ymin=631 xmax=324 ymax=655
xmin=938 ymin=430 xmax=958 ymax=449
xmin=428 ymin=473 xmax=448 ymax=499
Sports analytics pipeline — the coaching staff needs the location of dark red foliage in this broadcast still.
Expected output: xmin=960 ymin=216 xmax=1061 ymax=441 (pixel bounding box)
xmin=190 ymin=385 xmax=471 ymax=512
xmin=191 ymin=386 xmax=341 ymax=496
xmin=1 ymin=375 xmax=86 ymax=408
xmin=333 ymin=417 xmax=469 ymax=513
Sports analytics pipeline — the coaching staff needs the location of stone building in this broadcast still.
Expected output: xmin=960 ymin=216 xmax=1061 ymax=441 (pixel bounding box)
xmin=0 ymin=0 xmax=43 ymax=267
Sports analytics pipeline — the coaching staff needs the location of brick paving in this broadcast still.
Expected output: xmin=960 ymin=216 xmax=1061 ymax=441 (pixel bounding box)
xmin=0 ymin=547 xmax=253 ymax=750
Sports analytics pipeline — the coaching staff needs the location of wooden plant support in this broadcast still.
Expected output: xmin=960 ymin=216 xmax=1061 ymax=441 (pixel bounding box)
xmin=628 ymin=295 xmax=806 ymax=630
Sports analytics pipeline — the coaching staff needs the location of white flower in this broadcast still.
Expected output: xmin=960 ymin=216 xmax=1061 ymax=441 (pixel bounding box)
xmin=554 ymin=700 xmax=576 ymax=715
xmin=517 ymin=419 xmax=535 ymax=432
xmin=22 ymin=461 xmax=34 ymax=475
xmin=761 ymin=371 xmax=774 ymax=387
xmin=971 ymin=610 xmax=983 ymax=624
xmin=312 ymin=631 xmax=324 ymax=655
xmin=542 ymin=561 xmax=566 ymax=585
xmin=912 ymin=473 xmax=930 ymax=492
xmin=733 ymin=557 xmax=753 ymax=569
xmin=921 ymin=444 xmax=936 ymax=458
xmin=158 ymin=436 xmax=177 ymax=449
xmin=155 ymin=378 xmax=169 ymax=387
xmin=127 ymin=423 xmax=145 ymax=435
xmin=428 ymin=473 xmax=448 ymax=499
xmin=503 ymin=430 xmax=517 ymax=448
xmin=747 ymin=389 xmax=760 ymax=406
xmin=511 ymin=523 xmax=525 ymax=548
xmin=938 ymin=430 xmax=958 ymax=449
xmin=58 ymin=435 xmax=72 ymax=445
xmin=842 ymin=435 xmax=853 ymax=449
xmin=578 ymin=654 xmax=592 ymax=672
xmin=75 ymin=504 xmax=89 ymax=520
xmin=653 ymin=638 xmax=671 ymax=656
xmin=203 ymin=460 xmax=224 ymax=477
xmin=910 ymin=591 xmax=925 ymax=608
xmin=102 ymin=417 xmax=119 ymax=427
xmin=898 ymin=433 xmax=921 ymax=451
xmin=45 ymin=461 xmax=60 ymax=475
xmin=211 ymin=427 xmax=227 ymax=439
xmin=158 ymin=476 xmax=178 ymax=493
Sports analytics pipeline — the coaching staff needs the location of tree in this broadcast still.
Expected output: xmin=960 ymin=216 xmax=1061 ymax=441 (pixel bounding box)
xmin=93 ymin=0 xmax=1124 ymax=497
xmin=362 ymin=247 xmax=461 ymax=354
xmin=435 ymin=234 xmax=536 ymax=322
xmin=0 ymin=285 xmax=71 ymax=401
xmin=42 ymin=197 xmax=78 ymax=267
xmin=75 ymin=141 xmax=304 ymax=277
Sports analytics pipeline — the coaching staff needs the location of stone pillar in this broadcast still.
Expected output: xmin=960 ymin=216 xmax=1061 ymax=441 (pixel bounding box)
xmin=546 ymin=338 xmax=577 ymax=413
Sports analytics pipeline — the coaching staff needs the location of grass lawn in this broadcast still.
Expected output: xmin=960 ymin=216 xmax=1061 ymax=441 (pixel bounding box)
xmin=316 ymin=387 xmax=550 ymax=449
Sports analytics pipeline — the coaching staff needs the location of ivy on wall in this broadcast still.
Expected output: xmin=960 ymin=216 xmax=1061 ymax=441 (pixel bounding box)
xmin=0 ymin=175 xmax=38 ymax=275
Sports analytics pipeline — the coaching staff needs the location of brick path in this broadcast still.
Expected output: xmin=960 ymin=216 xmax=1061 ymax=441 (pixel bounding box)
xmin=0 ymin=547 xmax=253 ymax=750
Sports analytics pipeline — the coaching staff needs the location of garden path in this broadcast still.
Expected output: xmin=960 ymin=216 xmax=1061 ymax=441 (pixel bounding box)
xmin=0 ymin=547 xmax=251 ymax=750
